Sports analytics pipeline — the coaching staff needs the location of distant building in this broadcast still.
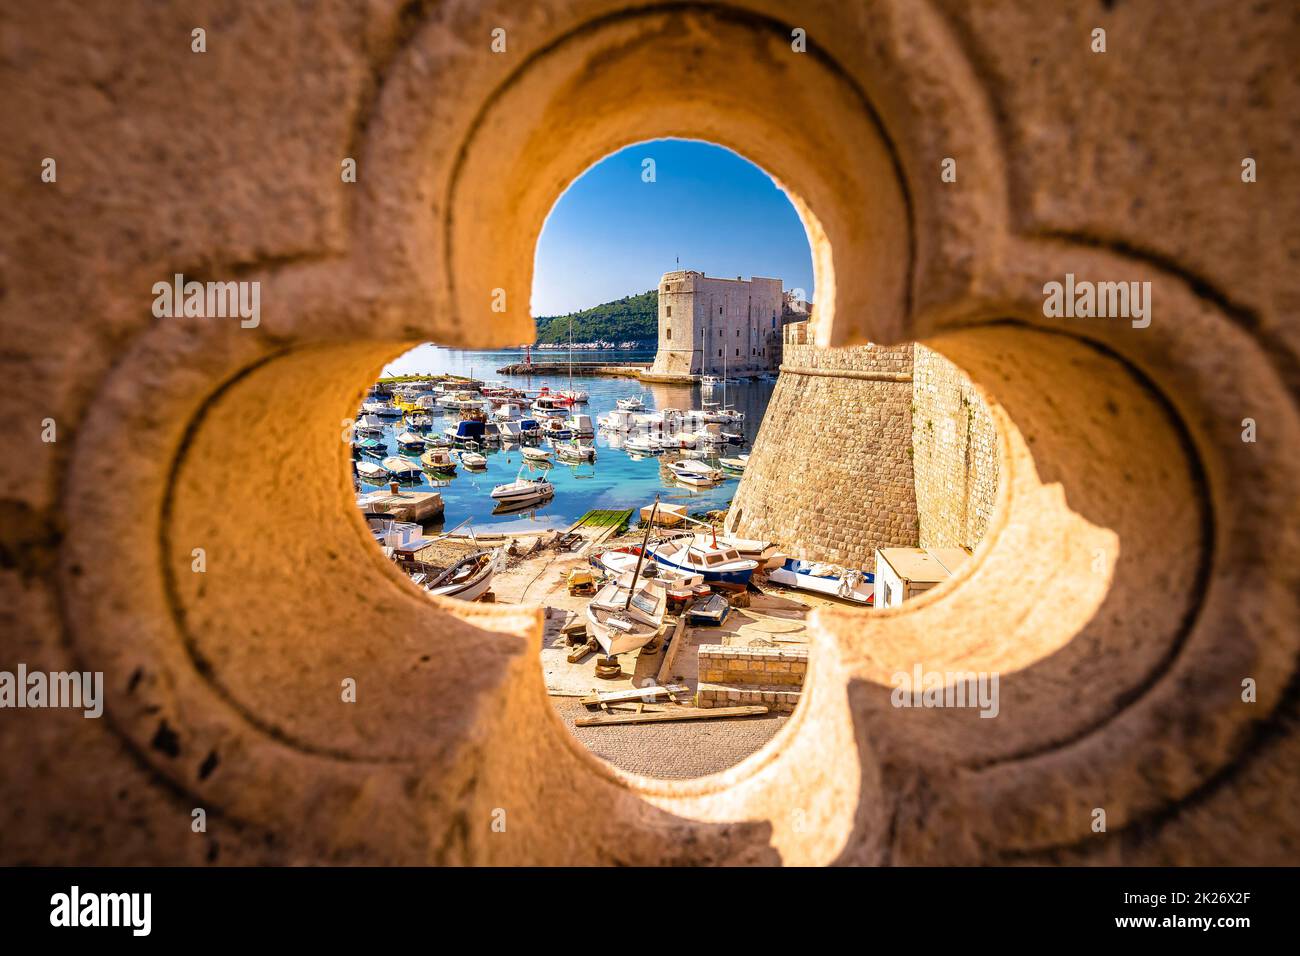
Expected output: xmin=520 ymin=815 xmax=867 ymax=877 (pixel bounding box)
xmin=650 ymin=271 xmax=785 ymax=377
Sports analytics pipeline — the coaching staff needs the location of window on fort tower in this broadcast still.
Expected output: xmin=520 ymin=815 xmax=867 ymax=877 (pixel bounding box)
xmin=666 ymin=306 xmax=671 ymax=317
xmin=666 ymin=327 xmax=671 ymax=339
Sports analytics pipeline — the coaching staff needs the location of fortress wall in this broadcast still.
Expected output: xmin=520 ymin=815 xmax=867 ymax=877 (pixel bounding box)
xmin=651 ymin=271 xmax=783 ymax=376
xmin=911 ymin=346 xmax=1001 ymax=550
xmin=726 ymin=344 xmax=919 ymax=566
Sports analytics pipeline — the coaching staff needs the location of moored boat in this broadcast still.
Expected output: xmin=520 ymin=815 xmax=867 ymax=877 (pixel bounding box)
xmin=420 ymin=447 xmax=457 ymax=473
xmin=668 ymin=459 xmax=722 ymax=485
xmin=490 ymin=468 xmax=555 ymax=506
xmin=381 ymin=456 xmax=422 ymax=481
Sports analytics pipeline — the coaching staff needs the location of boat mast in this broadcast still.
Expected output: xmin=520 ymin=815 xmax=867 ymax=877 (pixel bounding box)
xmin=625 ymin=497 xmax=659 ymax=611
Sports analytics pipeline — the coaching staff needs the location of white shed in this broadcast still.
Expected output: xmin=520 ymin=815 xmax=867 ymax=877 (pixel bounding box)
xmin=874 ymin=547 xmax=972 ymax=607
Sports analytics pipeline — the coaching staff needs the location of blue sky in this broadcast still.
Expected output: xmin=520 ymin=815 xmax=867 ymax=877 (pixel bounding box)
xmin=530 ymin=138 xmax=814 ymax=317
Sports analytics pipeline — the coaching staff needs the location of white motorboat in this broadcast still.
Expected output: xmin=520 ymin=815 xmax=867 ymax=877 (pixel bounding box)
xmin=567 ymin=413 xmax=595 ymax=438
xmin=531 ymin=395 xmax=571 ymax=419
xmin=598 ymin=409 xmax=639 ymax=431
xmin=541 ymin=418 xmax=572 ymax=439
xmin=521 ymin=446 xmax=552 ymax=462
xmin=396 ymin=431 xmax=426 ymax=450
xmin=646 ymin=534 xmax=759 ymax=585
xmin=616 ymin=396 xmax=646 ymax=411
xmin=559 ymin=388 xmax=589 ymax=403
xmin=700 ymin=375 xmax=720 ymax=387
xmin=490 ymin=469 xmax=554 ymax=505
xmin=668 ymin=459 xmax=722 ymax=485
xmin=459 ymin=449 xmax=488 ymax=469
xmin=720 ymin=453 xmax=749 ymax=473
xmin=624 ymin=434 xmax=658 ymax=454
xmin=767 ymin=558 xmax=874 ymax=605
xmin=354 ymin=414 xmax=385 ymax=436
xmin=355 ymin=460 xmax=387 ymax=482
xmin=693 ymin=423 xmax=728 ymax=444
xmin=494 ymin=402 xmax=524 ymax=421
xmin=382 ymin=456 xmax=422 ymax=481
xmin=555 ymin=440 xmax=597 ymax=462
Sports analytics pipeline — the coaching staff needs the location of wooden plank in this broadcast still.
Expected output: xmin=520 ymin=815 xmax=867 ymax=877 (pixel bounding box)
xmin=578 ymin=683 xmax=691 ymax=707
xmin=566 ymin=639 xmax=597 ymax=664
xmin=655 ymin=616 xmax=689 ymax=686
xmin=575 ymin=705 xmax=767 ymax=727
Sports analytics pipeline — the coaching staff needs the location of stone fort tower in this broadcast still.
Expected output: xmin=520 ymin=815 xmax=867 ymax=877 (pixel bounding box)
xmin=649 ymin=270 xmax=783 ymax=378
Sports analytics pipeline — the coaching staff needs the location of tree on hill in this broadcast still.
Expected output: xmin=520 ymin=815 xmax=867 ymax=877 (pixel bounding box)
xmin=533 ymin=289 xmax=658 ymax=344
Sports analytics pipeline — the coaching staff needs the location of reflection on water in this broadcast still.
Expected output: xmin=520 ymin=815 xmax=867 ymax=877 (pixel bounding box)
xmin=360 ymin=345 xmax=777 ymax=532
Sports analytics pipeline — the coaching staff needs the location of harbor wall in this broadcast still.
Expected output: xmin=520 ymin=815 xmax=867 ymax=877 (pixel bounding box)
xmin=725 ymin=343 xmax=920 ymax=566
xmin=726 ymin=343 xmax=1001 ymax=564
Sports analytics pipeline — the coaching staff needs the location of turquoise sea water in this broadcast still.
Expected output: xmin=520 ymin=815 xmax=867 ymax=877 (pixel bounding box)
xmin=358 ymin=345 xmax=776 ymax=533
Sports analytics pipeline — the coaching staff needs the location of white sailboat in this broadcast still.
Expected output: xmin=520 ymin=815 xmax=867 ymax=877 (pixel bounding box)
xmin=559 ymin=316 xmax=590 ymax=403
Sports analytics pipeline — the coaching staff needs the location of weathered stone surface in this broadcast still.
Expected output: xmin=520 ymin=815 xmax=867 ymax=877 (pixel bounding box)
xmin=1 ymin=0 xmax=1297 ymax=866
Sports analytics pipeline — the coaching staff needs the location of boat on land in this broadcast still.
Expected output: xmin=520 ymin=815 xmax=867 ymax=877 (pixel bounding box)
xmin=720 ymin=453 xmax=749 ymax=472
xmin=686 ymin=592 xmax=731 ymax=626
xmin=646 ymin=533 xmax=759 ymax=585
xmin=421 ymin=447 xmax=457 ymax=473
xmin=413 ymin=549 xmax=500 ymax=601
xmin=585 ymin=502 xmax=667 ymax=657
xmin=490 ymin=468 xmax=555 ymax=506
xmin=522 ymin=446 xmax=552 ymax=462
xmin=767 ymin=558 xmax=875 ymax=605
xmin=382 ymin=456 xmax=423 ymax=481
xmin=668 ymin=459 xmax=722 ymax=485
xmin=396 ymin=431 xmax=426 ymax=451
xmin=555 ymin=440 xmax=597 ymax=462
xmin=356 ymin=460 xmax=388 ymax=482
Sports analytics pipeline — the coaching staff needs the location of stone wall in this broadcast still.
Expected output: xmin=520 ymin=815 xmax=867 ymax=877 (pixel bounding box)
xmin=911 ymin=346 xmax=1001 ymax=550
xmin=696 ymin=645 xmax=806 ymax=714
xmin=725 ymin=343 xmax=919 ymax=567
xmin=728 ymin=342 xmax=1000 ymax=563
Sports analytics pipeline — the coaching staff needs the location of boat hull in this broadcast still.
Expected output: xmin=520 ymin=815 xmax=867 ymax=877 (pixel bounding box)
xmin=647 ymin=548 xmax=755 ymax=585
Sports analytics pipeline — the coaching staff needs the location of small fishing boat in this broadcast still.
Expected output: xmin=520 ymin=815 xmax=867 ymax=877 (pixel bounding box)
xmin=686 ymin=592 xmax=731 ymax=627
xmin=555 ymin=440 xmax=597 ymax=462
xmin=720 ymin=453 xmax=750 ymax=473
xmin=767 ymin=559 xmax=875 ymax=605
xmin=382 ymin=456 xmax=422 ymax=481
xmin=668 ymin=459 xmax=722 ymax=485
xmin=459 ymin=448 xmax=488 ymax=469
xmin=415 ymin=549 xmax=500 ymax=601
xmin=616 ymin=396 xmax=646 ymax=411
xmin=420 ymin=447 xmax=457 ymax=473
xmin=405 ymin=414 xmax=434 ymax=432
xmin=598 ymin=408 xmax=639 ymax=431
xmin=655 ymin=433 xmax=698 ymax=450
xmin=353 ymin=437 xmax=386 ymax=457
xmin=481 ymin=421 xmax=502 ymax=444
xmin=355 ymin=460 xmax=387 ymax=482
xmin=700 ymin=375 xmax=720 ymax=387
xmin=722 ymin=430 xmax=745 ymax=444
xmin=396 ymin=431 xmax=426 ymax=451
xmin=518 ymin=418 xmax=542 ymax=435
xmin=354 ymin=414 xmax=386 ymax=436
xmin=498 ymin=420 xmax=523 ymax=441
xmin=521 ymin=446 xmax=552 ymax=462
xmin=646 ymin=534 xmax=759 ymax=585
xmin=585 ymin=573 xmax=667 ymax=657
xmin=374 ymin=403 xmax=403 ymax=420
xmin=559 ymin=388 xmax=589 ymax=403
xmin=541 ymin=418 xmax=572 ymax=440
xmin=490 ymin=468 xmax=555 ymax=506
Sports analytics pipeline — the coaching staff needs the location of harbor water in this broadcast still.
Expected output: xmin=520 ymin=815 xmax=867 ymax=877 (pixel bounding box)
xmin=360 ymin=345 xmax=777 ymax=533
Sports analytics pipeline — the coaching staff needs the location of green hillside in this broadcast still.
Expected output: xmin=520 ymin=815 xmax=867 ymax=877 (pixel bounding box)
xmin=533 ymin=290 xmax=657 ymax=345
